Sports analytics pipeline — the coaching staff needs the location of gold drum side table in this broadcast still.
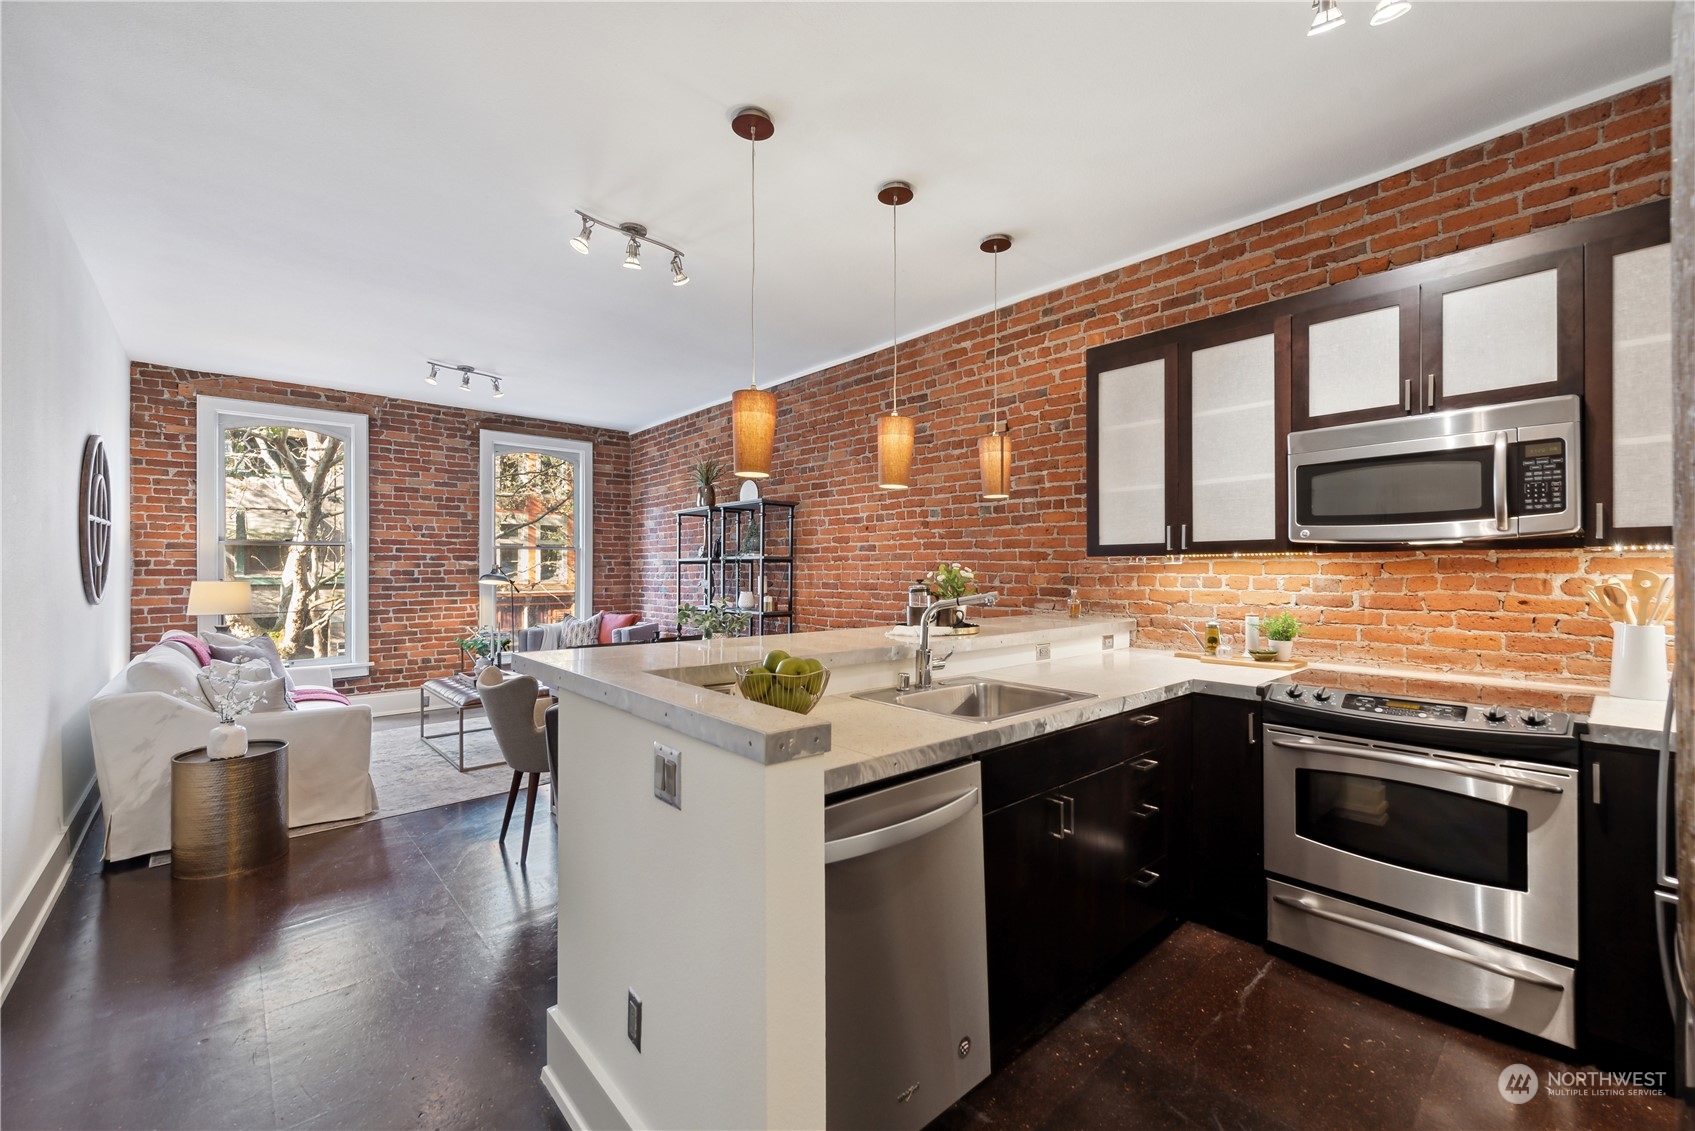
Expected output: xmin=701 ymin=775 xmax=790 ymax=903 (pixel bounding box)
xmin=171 ymin=740 xmax=289 ymax=879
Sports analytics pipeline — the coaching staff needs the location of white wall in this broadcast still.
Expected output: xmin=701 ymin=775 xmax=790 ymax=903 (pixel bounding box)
xmin=0 ymin=103 xmax=131 ymax=994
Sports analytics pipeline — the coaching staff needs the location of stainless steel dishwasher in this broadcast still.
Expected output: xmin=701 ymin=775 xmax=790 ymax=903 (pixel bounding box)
xmin=825 ymin=759 xmax=990 ymax=1130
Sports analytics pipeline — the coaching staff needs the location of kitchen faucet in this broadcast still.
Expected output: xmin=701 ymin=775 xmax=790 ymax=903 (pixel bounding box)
xmin=911 ymin=592 xmax=1000 ymax=690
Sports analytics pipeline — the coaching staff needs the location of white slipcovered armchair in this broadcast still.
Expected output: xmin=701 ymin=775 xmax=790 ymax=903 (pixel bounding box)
xmin=88 ymin=643 xmax=376 ymax=861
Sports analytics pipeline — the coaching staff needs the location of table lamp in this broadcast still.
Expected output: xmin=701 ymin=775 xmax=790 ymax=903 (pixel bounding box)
xmin=478 ymin=566 xmax=517 ymax=667
xmin=186 ymin=580 xmax=253 ymax=629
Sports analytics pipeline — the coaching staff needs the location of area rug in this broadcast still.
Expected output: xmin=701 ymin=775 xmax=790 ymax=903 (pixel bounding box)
xmin=289 ymin=720 xmax=541 ymax=837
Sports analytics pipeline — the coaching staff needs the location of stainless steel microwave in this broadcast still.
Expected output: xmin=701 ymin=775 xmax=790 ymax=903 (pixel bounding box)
xmin=1288 ymin=395 xmax=1582 ymax=544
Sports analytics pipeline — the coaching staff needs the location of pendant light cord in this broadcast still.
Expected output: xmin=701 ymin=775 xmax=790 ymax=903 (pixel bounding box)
xmin=891 ymin=200 xmax=900 ymax=414
xmin=992 ymin=250 xmax=1001 ymax=433
xmin=749 ymin=133 xmax=758 ymax=390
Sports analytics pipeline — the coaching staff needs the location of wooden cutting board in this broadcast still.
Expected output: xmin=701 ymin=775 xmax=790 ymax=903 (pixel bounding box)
xmin=1174 ymin=651 xmax=1309 ymax=672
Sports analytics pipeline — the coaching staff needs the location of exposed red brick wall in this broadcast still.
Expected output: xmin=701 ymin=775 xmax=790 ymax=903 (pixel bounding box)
xmin=131 ymin=364 xmax=633 ymax=694
xmin=631 ymin=80 xmax=1673 ymax=685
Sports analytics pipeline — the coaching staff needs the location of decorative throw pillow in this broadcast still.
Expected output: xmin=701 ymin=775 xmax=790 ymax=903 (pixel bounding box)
xmin=598 ymin=611 xmax=642 ymax=644
xmin=560 ymin=612 xmax=603 ymax=648
xmin=201 ymin=629 xmax=296 ymax=699
xmin=197 ymin=670 xmax=291 ymax=713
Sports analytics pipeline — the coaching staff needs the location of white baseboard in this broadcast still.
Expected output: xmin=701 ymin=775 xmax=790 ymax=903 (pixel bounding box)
xmin=2 ymin=779 xmax=100 ymax=1004
xmin=544 ymin=1005 xmax=636 ymax=1131
xmin=351 ymin=688 xmax=422 ymax=718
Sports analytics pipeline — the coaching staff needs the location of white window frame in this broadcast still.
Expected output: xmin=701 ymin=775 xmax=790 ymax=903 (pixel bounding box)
xmin=479 ymin=431 xmax=594 ymax=618
xmin=196 ymin=397 xmax=371 ymax=679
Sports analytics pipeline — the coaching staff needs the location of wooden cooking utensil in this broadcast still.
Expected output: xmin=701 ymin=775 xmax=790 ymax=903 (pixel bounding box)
xmin=1629 ymin=570 xmax=1663 ymax=626
xmin=1596 ymin=581 xmax=1635 ymax=624
xmin=1644 ymin=576 xmax=1673 ymax=624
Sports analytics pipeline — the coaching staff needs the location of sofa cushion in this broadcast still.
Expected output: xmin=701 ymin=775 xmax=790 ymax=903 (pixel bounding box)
xmin=201 ymin=630 xmax=296 ymax=701
xmin=126 ymin=645 xmax=208 ymax=705
xmin=560 ymin=613 xmax=602 ymax=648
xmin=198 ymin=670 xmax=291 ymax=714
xmin=599 ymin=611 xmax=642 ymax=644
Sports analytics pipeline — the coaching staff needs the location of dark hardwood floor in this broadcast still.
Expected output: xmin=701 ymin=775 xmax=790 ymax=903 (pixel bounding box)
xmin=5 ymin=785 xmax=1690 ymax=1131
xmin=2 ymin=791 xmax=566 ymax=1131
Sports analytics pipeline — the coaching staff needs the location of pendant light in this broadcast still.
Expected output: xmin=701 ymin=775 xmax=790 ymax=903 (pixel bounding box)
xmin=730 ymin=106 xmax=777 ymax=480
xmin=876 ymin=181 xmax=915 ymax=491
xmin=978 ymin=234 xmax=1013 ymax=500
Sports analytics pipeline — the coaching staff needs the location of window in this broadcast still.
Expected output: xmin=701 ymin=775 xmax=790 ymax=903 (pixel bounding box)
xmin=480 ymin=432 xmax=593 ymax=632
xmin=197 ymin=398 xmax=369 ymax=674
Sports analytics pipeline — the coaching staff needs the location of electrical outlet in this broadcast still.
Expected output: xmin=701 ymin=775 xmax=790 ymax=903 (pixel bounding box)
xmin=1102 ymin=634 xmax=1115 ymax=651
xmin=654 ymin=743 xmax=681 ymax=809
xmin=1036 ymin=643 xmax=1052 ymax=661
xmin=627 ymin=989 xmax=642 ymax=1051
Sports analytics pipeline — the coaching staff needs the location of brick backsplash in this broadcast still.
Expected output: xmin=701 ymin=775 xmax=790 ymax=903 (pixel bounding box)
xmin=130 ymin=364 xmax=633 ymax=694
xmin=628 ymin=80 xmax=1674 ymax=685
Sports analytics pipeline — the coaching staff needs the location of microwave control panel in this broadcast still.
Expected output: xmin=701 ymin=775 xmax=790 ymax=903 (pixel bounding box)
xmin=1512 ymin=439 xmax=1567 ymax=515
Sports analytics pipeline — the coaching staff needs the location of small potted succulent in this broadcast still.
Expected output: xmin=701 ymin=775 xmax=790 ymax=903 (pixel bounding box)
xmin=1261 ymin=610 xmax=1301 ymax=661
xmin=924 ymin=563 xmax=978 ymax=628
xmin=677 ymin=599 xmax=752 ymax=640
xmin=691 ymin=459 xmax=725 ymax=508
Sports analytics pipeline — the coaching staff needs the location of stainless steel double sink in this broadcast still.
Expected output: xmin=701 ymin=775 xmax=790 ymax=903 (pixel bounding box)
xmin=853 ymin=677 xmax=1093 ymax=723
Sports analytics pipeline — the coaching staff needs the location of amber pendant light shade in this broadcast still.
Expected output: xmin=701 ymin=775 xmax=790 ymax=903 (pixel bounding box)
xmin=731 ymin=106 xmax=778 ymax=479
xmin=732 ymin=386 xmax=776 ymax=479
xmin=978 ymin=431 xmax=1011 ymax=499
xmin=878 ymin=412 xmax=915 ymax=491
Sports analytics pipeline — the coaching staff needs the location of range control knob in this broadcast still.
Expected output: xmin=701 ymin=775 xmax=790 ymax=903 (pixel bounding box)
xmin=1284 ymin=685 xmax=1305 ymax=700
xmin=1524 ymin=710 xmax=1550 ymax=728
xmin=1312 ymin=688 xmax=1332 ymax=703
xmin=1484 ymin=706 xmax=1509 ymax=724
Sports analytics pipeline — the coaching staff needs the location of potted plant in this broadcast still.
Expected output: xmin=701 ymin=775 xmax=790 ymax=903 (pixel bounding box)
xmin=923 ymin=563 xmax=978 ymax=628
xmin=1261 ymin=610 xmax=1301 ymax=661
xmin=677 ymin=600 xmax=752 ymax=641
xmin=455 ymin=627 xmax=513 ymax=673
xmin=691 ymin=459 xmax=725 ymax=508
xmin=201 ymin=672 xmax=263 ymax=760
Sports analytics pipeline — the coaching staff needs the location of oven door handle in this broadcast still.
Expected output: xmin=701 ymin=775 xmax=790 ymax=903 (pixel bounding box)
xmin=1493 ymin=431 xmax=1512 ymax=533
xmin=1272 ymin=894 xmax=1566 ymax=990
xmin=1268 ymin=737 xmax=1564 ymax=793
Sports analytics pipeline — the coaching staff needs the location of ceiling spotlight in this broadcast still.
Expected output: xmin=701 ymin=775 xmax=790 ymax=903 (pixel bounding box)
xmin=425 ymin=363 xmax=439 ymax=386
xmin=1370 ymin=0 xmax=1411 ymax=25
xmin=459 ymin=369 xmax=472 ymax=392
xmin=1309 ymin=0 xmax=1344 ymax=35
xmin=490 ymin=376 xmax=504 ymax=398
xmin=671 ymin=254 xmax=689 ymax=286
xmin=570 ymin=217 xmax=593 ymax=254
xmin=624 ymin=238 xmax=642 ymax=270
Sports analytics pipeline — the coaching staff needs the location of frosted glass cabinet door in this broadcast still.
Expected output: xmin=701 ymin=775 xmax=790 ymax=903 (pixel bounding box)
xmin=1094 ymin=358 xmax=1167 ymax=548
xmin=1292 ymin=290 xmax=1418 ymax=429
xmin=1609 ymin=242 xmax=1673 ymax=531
xmin=1423 ymin=248 xmax=1583 ymax=408
xmin=1189 ymin=333 xmax=1277 ymax=546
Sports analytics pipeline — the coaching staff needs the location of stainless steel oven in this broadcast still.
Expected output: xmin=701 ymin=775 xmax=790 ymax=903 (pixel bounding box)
xmin=1261 ymin=685 xmax=1582 ymax=1045
xmin=1288 ymin=395 xmax=1581 ymax=544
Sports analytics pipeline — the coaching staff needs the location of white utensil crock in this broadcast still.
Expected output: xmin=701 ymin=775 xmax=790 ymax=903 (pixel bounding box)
xmin=1609 ymin=623 xmax=1669 ymax=701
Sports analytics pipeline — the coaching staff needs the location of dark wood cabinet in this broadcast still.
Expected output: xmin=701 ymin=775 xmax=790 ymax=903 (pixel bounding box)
xmin=1580 ymin=741 xmax=1674 ymax=1070
xmin=1187 ymin=695 xmax=1265 ymax=943
xmin=1291 ymin=287 xmax=1421 ymax=431
xmin=981 ymin=700 xmax=1188 ymax=1065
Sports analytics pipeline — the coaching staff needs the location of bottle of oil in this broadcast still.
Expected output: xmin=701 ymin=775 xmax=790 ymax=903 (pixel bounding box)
xmin=1067 ymin=588 xmax=1082 ymax=618
xmin=1204 ymin=619 xmax=1221 ymax=656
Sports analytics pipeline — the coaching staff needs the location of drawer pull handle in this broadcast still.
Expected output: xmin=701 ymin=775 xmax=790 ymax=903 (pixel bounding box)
xmin=1132 ymin=802 xmax=1161 ymax=819
xmin=1048 ymin=796 xmax=1067 ymax=839
xmin=1132 ymin=757 xmax=1160 ymax=772
xmin=1132 ymin=868 xmax=1161 ymax=888
xmin=1130 ymin=714 xmax=1160 ymax=727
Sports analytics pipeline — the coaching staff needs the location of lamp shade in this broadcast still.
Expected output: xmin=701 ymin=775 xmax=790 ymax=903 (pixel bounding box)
xmin=877 ymin=412 xmax=915 ymax=491
xmin=479 ymin=566 xmax=514 ymax=588
xmin=186 ymin=580 xmax=253 ymax=616
xmin=978 ymin=431 xmax=1012 ymax=500
xmin=732 ymin=386 xmax=776 ymax=479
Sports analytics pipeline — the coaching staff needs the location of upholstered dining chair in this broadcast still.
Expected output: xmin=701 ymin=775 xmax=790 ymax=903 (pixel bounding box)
xmin=476 ymin=669 xmax=554 ymax=866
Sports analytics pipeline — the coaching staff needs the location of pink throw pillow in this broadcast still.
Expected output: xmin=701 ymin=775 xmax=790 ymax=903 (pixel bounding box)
xmin=160 ymin=630 xmax=212 ymax=667
xmin=599 ymin=611 xmax=641 ymax=644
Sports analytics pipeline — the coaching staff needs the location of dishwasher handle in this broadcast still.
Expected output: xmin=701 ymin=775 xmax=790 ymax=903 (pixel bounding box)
xmin=825 ymin=787 xmax=981 ymax=865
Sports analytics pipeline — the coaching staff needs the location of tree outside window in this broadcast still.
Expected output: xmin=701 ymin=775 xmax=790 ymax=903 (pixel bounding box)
xmin=494 ymin=448 xmax=579 ymax=626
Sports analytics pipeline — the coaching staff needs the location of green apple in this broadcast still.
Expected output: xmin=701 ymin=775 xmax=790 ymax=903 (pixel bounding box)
xmin=775 ymin=657 xmax=809 ymax=677
xmin=742 ymin=670 xmax=773 ymax=701
xmin=762 ymin=649 xmax=791 ymax=673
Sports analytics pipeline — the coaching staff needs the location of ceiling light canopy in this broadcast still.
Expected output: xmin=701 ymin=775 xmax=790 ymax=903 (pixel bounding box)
xmin=569 ymin=212 xmax=688 ymax=282
xmin=978 ymin=234 xmax=1013 ymax=501
xmin=876 ymin=180 xmax=915 ymax=492
xmin=426 ymin=361 xmax=509 ymax=398
xmin=731 ymin=105 xmax=778 ymax=480
xmin=1308 ymin=0 xmax=1345 ymax=35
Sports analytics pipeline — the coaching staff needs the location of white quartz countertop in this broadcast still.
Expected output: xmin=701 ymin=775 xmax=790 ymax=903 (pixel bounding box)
xmin=512 ymin=614 xmax=1676 ymax=791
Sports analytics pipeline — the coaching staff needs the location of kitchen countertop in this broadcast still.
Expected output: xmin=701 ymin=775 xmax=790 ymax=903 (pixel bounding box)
xmin=513 ymin=614 xmax=1677 ymax=792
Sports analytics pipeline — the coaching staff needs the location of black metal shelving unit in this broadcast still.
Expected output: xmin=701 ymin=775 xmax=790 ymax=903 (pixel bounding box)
xmin=673 ymin=499 xmax=797 ymax=637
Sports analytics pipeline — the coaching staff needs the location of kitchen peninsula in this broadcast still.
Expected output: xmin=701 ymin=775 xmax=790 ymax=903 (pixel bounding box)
xmin=513 ymin=617 xmax=1670 ymax=1128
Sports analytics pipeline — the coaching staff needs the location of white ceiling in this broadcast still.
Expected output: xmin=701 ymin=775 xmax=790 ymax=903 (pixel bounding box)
xmin=1 ymin=2 xmax=1673 ymax=432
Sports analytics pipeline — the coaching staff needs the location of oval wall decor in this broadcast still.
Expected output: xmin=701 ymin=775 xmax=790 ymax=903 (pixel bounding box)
xmin=79 ymin=435 xmax=112 ymax=604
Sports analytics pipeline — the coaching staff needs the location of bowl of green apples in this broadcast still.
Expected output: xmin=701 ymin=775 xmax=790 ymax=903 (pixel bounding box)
xmin=734 ymin=651 xmax=830 ymax=715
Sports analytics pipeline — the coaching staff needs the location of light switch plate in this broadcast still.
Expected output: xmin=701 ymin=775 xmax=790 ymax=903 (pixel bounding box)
xmin=627 ymin=989 xmax=642 ymax=1051
xmin=654 ymin=743 xmax=681 ymax=809
xmin=1036 ymin=643 xmax=1052 ymax=661
xmin=1102 ymin=634 xmax=1115 ymax=650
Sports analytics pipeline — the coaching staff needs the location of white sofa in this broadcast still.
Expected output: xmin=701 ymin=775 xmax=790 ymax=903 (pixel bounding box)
xmin=89 ymin=642 xmax=377 ymax=861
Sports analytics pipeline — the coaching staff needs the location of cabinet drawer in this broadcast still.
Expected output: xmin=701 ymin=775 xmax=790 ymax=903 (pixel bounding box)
xmin=980 ymin=713 xmax=1132 ymax=812
xmin=1124 ymin=701 xmax=1185 ymax=758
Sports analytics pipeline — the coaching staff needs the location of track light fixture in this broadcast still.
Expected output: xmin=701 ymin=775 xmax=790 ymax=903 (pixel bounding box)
xmin=1370 ymin=0 xmax=1411 ymax=25
xmin=569 ymin=211 xmax=687 ymax=283
xmin=1308 ymin=0 xmax=1344 ymax=35
xmin=424 ymin=361 xmax=511 ymax=398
